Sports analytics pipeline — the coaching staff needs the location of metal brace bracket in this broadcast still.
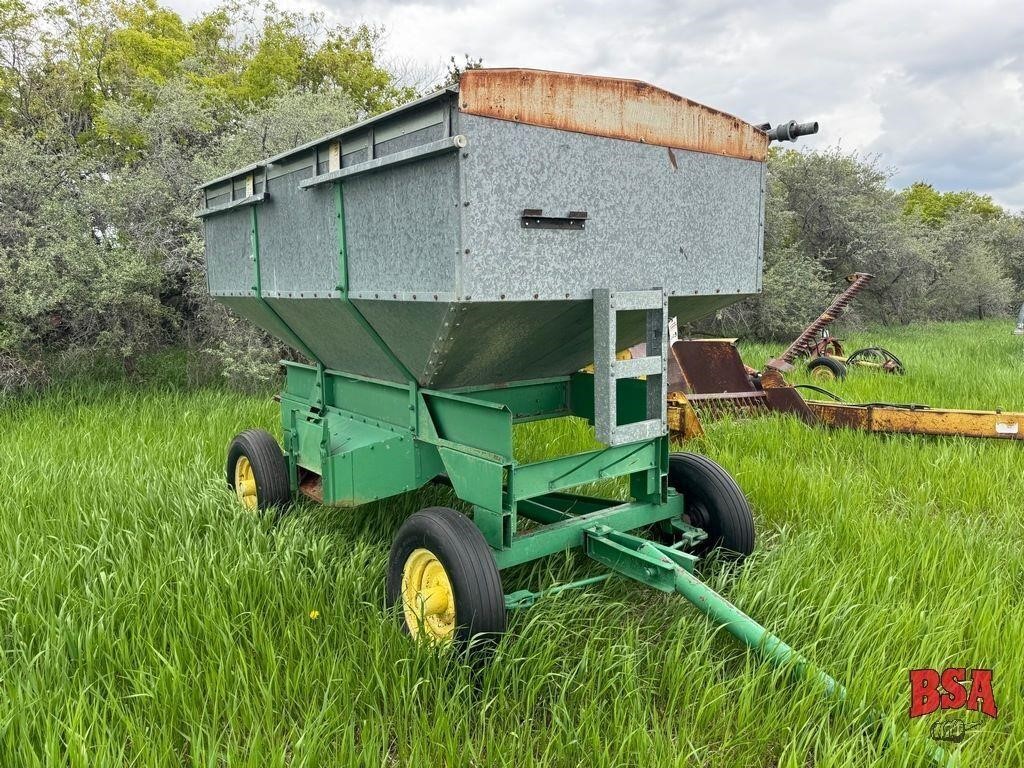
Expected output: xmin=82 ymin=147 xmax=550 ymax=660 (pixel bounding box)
xmin=592 ymin=288 xmax=668 ymax=445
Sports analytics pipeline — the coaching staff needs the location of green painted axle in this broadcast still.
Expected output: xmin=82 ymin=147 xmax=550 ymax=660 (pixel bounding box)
xmin=277 ymin=362 xmax=950 ymax=765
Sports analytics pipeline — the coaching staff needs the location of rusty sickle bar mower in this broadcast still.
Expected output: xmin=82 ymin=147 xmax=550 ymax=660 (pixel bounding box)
xmin=769 ymin=272 xmax=904 ymax=381
xmin=669 ymin=338 xmax=1024 ymax=443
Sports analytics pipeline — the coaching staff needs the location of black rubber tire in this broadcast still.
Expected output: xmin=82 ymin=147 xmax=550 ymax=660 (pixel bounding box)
xmin=226 ymin=429 xmax=292 ymax=512
xmin=386 ymin=506 xmax=506 ymax=654
xmin=807 ymin=356 xmax=847 ymax=380
xmin=668 ymin=452 xmax=755 ymax=559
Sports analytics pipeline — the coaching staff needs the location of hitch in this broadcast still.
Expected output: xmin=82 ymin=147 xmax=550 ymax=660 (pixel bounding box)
xmin=583 ymin=525 xmax=955 ymax=767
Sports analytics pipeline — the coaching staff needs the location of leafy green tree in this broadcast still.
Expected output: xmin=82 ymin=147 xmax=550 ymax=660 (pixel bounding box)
xmin=0 ymin=0 xmax=35 ymax=126
xmin=725 ymin=244 xmax=832 ymax=340
xmin=925 ymin=210 xmax=1015 ymax=319
xmin=903 ymin=182 xmax=1002 ymax=225
xmin=756 ymin=148 xmax=929 ymax=326
xmin=722 ymin=147 xmax=1019 ymax=336
xmin=985 ymin=213 xmax=1024 ymax=294
xmin=0 ymin=133 xmax=168 ymax=381
xmin=0 ymin=0 xmax=414 ymax=388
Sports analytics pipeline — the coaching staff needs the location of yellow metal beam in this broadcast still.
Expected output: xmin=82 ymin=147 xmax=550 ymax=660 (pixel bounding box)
xmin=806 ymin=401 xmax=1024 ymax=440
xmin=667 ymin=393 xmax=1024 ymax=442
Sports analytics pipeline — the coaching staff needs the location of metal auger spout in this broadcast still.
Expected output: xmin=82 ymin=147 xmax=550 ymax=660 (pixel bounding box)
xmin=757 ymin=119 xmax=819 ymax=142
xmin=584 ymin=526 xmax=955 ymax=768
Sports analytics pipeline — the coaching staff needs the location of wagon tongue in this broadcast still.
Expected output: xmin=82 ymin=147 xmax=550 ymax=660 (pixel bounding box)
xmin=584 ymin=524 xmax=954 ymax=768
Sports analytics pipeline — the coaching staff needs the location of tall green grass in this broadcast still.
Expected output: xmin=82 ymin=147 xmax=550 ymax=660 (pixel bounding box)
xmin=0 ymin=320 xmax=1021 ymax=766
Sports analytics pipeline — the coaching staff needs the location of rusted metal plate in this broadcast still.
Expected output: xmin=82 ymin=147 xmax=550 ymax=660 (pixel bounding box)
xmin=458 ymin=69 xmax=768 ymax=161
xmin=671 ymin=339 xmax=758 ymax=395
xmin=298 ymin=473 xmax=324 ymax=503
xmin=666 ymin=391 xmax=769 ymax=429
xmin=759 ymin=369 xmax=817 ymax=423
xmin=664 ymin=363 xmax=817 ymax=430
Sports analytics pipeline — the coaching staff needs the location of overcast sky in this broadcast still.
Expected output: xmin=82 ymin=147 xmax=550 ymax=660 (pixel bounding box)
xmin=168 ymin=0 xmax=1024 ymax=210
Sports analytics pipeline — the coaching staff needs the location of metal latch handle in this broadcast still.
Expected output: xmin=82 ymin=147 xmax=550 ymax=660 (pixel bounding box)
xmin=520 ymin=209 xmax=588 ymax=230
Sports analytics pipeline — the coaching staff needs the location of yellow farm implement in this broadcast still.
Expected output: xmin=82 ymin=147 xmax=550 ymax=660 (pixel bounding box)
xmin=667 ymin=339 xmax=1024 ymax=443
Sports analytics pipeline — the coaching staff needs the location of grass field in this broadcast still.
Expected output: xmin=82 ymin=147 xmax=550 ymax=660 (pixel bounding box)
xmin=1 ymin=319 xmax=1022 ymax=766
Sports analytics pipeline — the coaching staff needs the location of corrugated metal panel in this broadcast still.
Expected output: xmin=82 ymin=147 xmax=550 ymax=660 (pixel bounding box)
xmin=198 ymin=90 xmax=456 ymax=190
xmin=265 ymin=298 xmax=405 ymax=380
xmin=205 ymin=210 xmax=255 ymax=296
xmin=415 ymin=299 xmax=656 ymax=388
xmin=342 ymin=147 xmax=369 ymax=168
xmin=459 ymin=69 xmax=768 ymax=161
xmin=218 ymin=297 xmax=308 ymax=352
xmin=375 ymin=122 xmax=444 ymax=158
xmin=352 ymin=299 xmax=452 ymax=383
xmin=667 ymin=294 xmax=748 ymax=325
xmin=374 ymin=105 xmax=446 ymax=145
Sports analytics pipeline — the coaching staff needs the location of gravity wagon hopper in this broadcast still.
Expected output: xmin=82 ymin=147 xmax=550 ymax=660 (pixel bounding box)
xmin=199 ymin=70 xmax=947 ymax=764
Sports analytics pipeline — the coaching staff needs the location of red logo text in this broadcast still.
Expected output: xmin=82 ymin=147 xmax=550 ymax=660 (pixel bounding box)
xmin=909 ymin=668 xmax=998 ymax=719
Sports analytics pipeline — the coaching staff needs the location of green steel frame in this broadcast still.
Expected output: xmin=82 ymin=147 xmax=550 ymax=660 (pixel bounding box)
xmin=264 ymin=170 xmax=688 ymax=581
xmin=279 ymin=361 xmax=685 ymax=572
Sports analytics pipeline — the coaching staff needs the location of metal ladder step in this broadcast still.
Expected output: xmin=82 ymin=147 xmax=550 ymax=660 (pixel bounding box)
xmin=592 ymin=288 xmax=668 ymax=446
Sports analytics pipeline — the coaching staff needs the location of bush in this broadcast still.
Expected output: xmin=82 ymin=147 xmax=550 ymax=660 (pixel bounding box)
xmin=0 ymin=134 xmax=169 ymax=374
xmin=0 ymin=354 xmax=47 ymax=396
xmin=718 ymin=147 xmax=1022 ymax=338
xmin=733 ymin=246 xmax=832 ymax=340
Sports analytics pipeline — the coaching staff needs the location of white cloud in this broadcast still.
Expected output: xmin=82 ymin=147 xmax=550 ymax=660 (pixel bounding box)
xmin=167 ymin=0 xmax=1024 ymax=208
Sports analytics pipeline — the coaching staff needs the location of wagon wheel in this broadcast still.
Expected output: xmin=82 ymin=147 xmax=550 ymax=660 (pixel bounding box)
xmin=226 ymin=429 xmax=292 ymax=513
xmin=821 ymin=337 xmax=845 ymax=357
xmin=804 ymin=333 xmax=844 ymax=360
xmin=386 ymin=506 xmax=506 ymax=654
xmin=667 ymin=452 xmax=755 ymax=559
xmin=807 ymin=356 xmax=847 ymax=381
xmin=846 ymin=347 xmax=905 ymax=375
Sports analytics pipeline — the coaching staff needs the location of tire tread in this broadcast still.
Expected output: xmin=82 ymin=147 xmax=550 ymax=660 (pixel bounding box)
xmin=385 ymin=506 xmax=505 ymax=653
xmin=226 ymin=429 xmax=291 ymax=511
xmin=807 ymin=356 xmax=847 ymax=380
xmin=668 ymin=452 xmax=755 ymax=557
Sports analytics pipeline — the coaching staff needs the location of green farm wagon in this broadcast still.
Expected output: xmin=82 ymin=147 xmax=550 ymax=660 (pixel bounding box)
xmin=197 ymin=68 xmax=946 ymax=764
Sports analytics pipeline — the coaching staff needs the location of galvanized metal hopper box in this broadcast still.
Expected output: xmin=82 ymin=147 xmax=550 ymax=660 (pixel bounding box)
xmin=199 ymin=69 xmax=768 ymax=387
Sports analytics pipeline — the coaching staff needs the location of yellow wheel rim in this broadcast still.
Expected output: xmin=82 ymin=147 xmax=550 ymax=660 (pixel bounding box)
xmin=234 ymin=455 xmax=258 ymax=510
xmin=401 ymin=548 xmax=455 ymax=644
xmin=810 ymin=365 xmax=836 ymax=381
